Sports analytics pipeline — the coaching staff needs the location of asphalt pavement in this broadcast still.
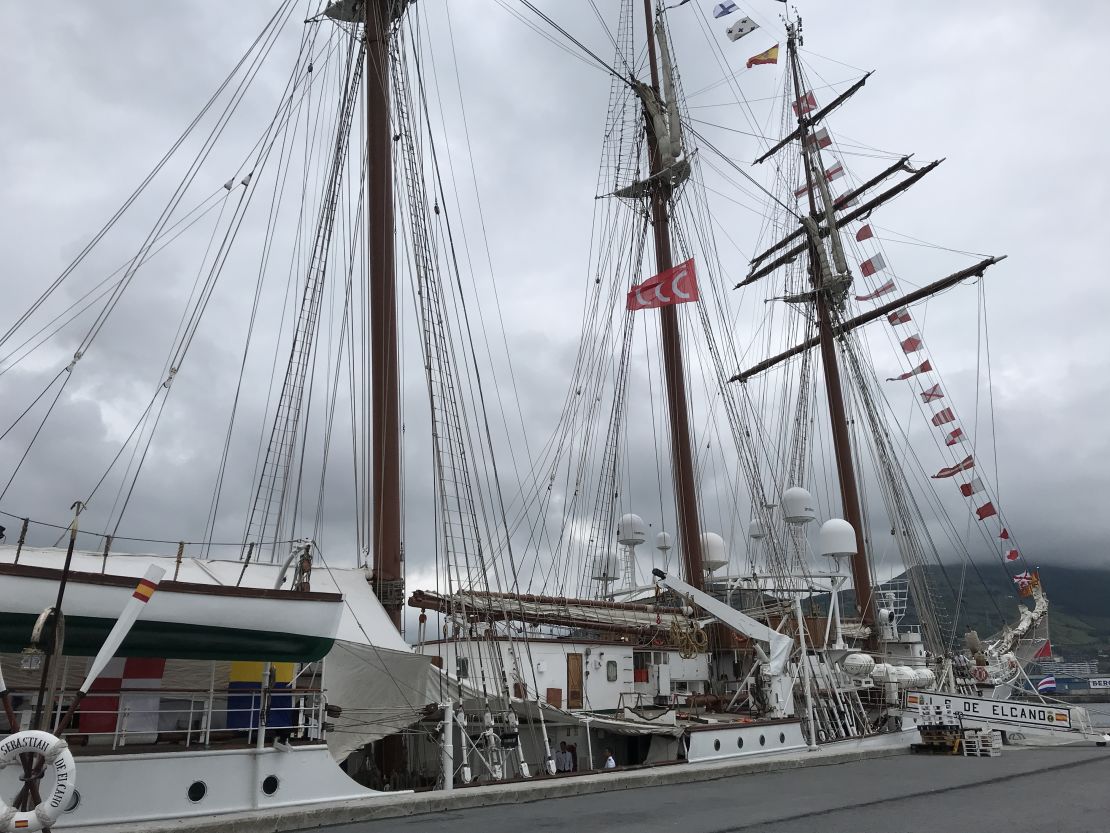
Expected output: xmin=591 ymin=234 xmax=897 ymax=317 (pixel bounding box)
xmin=324 ymin=746 xmax=1110 ymax=833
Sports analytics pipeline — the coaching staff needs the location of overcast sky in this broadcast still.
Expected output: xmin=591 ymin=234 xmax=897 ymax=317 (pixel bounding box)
xmin=1 ymin=0 xmax=1108 ymax=627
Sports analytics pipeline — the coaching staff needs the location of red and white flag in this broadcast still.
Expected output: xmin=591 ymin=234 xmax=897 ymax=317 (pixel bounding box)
xmin=795 ymin=163 xmax=846 ymax=197
xmin=627 ymin=258 xmax=699 ymax=311
xmin=806 ymin=127 xmax=832 ymax=149
xmin=944 ymin=427 xmax=965 ymax=446
xmin=1005 ymin=549 xmax=1020 ymax=562
xmin=933 ymin=454 xmax=974 ymax=479
xmin=975 ymin=501 xmax=998 ymax=521
xmin=920 ymin=383 xmax=943 ymax=402
xmin=900 ymin=334 xmax=923 ymax=353
xmin=859 ymin=253 xmax=888 ymax=277
xmin=855 ymin=278 xmax=895 ymax=301
xmin=1012 ymin=570 xmax=1033 ymax=590
xmin=931 ymin=408 xmax=956 ymax=426
xmin=999 ymin=527 xmax=1010 ymax=540
xmin=887 ymin=307 xmax=911 ymax=325
xmin=887 ymin=360 xmax=932 ymax=381
xmin=959 ymin=477 xmax=984 ymax=497
xmin=856 ymin=224 xmax=874 ymax=242
xmin=793 ymin=91 xmax=818 ymax=116
xmin=833 ymin=192 xmax=858 ymax=209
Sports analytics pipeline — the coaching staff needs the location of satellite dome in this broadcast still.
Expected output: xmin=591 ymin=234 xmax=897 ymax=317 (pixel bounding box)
xmin=819 ymin=518 xmax=857 ymax=557
xmin=655 ymin=530 xmax=672 ymax=552
xmin=748 ymin=518 xmax=767 ymax=540
xmin=616 ymin=513 xmax=647 ymax=546
xmin=781 ymin=487 xmax=816 ymax=524
xmin=699 ymin=532 xmax=728 ymax=572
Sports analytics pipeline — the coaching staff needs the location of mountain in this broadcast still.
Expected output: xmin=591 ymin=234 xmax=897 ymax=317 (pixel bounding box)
xmin=909 ymin=564 xmax=1110 ymax=664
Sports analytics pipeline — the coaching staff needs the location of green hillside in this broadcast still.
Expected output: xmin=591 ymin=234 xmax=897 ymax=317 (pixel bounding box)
xmin=908 ymin=564 xmax=1110 ymax=664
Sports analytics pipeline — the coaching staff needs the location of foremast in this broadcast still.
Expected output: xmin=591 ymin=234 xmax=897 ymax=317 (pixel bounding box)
xmin=365 ymin=0 xmax=405 ymax=628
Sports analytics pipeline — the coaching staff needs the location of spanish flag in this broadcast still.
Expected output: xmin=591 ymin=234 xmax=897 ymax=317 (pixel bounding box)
xmin=747 ymin=44 xmax=779 ymax=69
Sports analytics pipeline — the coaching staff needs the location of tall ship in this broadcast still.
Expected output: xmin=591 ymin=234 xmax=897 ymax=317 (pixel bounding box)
xmin=0 ymin=1 xmax=1098 ymax=829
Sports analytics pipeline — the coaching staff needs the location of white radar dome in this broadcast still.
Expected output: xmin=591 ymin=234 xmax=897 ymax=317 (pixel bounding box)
xmin=655 ymin=530 xmax=672 ymax=552
xmin=841 ymin=653 xmax=875 ymax=677
xmin=748 ymin=518 xmax=767 ymax=540
xmin=819 ymin=518 xmax=857 ymax=557
xmin=700 ymin=532 xmax=728 ymax=572
xmin=590 ymin=553 xmax=620 ymax=583
xmin=782 ymin=487 xmax=816 ymax=524
xmin=616 ymin=514 xmax=647 ymax=546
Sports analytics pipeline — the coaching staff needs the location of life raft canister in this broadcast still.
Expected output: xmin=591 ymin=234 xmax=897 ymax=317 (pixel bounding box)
xmin=0 ymin=730 xmax=77 ymax=832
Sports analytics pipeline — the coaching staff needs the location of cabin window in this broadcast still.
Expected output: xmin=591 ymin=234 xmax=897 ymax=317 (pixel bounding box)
xmin=456 ymin=657 xmax=469 ymax=679
xmin=607 ymin=660 xmax=618 ymax=682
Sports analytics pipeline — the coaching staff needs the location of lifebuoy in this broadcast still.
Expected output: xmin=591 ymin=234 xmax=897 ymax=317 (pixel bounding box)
xmin=972 ymin=665 xmax=988 ymax=683
xmin=0 ymin=730 xmax=77 ymax=832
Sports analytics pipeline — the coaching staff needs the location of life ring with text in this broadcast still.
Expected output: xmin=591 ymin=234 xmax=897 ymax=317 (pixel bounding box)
xmin=0 ymin=730 xmax=77 ymax=832
xmin=971 ymin=665 xmax=989 ymax=683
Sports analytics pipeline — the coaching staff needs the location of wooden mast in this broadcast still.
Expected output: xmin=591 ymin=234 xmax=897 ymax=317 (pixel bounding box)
xmin=786 ymin=24 xmax=876 ymax=628
xmin=641 ymin=0 xmax=704 ymax=590
xmin=366 ymin=0 xmax=403 ymax=629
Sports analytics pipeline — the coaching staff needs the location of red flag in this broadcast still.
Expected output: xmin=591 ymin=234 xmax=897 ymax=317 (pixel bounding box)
xmin=933 ymin=454 xmax=974 ymax=479
xmin=975 ymin=501 xmax=998 ymax=521
xmin=1033 ymin=639 xmax=1052 ymax=659
xmin=900 ymin=334 xmax=923 ymax=353
xmin=999 ymin=527 xmax=1010 ymax=540
xmin=1005 ymin=549 xmax=1020 ymax=562
xmin=931 ymin=408 xmax=955 ymax=426
xmin=627 ymin=259 xmax=699 ymax=311
xmin=920 ymin=383 xmax=943 ymax=402
xmin=792 ymin=91 xmax=817 ymax=116
xmin=805 ymin=127 xmax=831 ymax=149
xmin=945 ymin=427 xmax=965 ymax=446
xmin=855 ymin=279 xmax=895 ymax=301
xmin=959 ymin=477 xmax=984 ymax=496
xmin=859 ymin=253 xmax=888 ymax=277
xmin=887 ymin=307 xmax=911 ymax=325
xmin=856 ymin=224 xmax=874 ymax=242
xmin=887 ymin=360 xmax=931 ymax=381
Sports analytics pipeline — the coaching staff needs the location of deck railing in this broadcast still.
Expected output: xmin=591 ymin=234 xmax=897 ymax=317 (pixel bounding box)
xmin=2 ymin=686 xmax=328 ymax=752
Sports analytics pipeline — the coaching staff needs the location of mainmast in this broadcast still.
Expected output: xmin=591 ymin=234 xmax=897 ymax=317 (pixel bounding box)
xmin=641 ymin=0 xmax=705 ymax=590
xmin=785 ymin=23 xmax=875 ymax=628
xmin=366 ymin=0 xmax=403 ymax=628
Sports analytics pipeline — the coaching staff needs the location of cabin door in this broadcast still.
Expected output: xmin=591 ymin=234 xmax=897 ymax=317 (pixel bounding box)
xmin=566 ymin=653 xmax=584 ymax=709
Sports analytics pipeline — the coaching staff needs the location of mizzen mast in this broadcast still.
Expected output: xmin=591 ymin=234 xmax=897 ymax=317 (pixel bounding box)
xmin=640 ymin=0 xmax=705 ymax=591
xmin=785 ymin=22 xmax=875 ymax=628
